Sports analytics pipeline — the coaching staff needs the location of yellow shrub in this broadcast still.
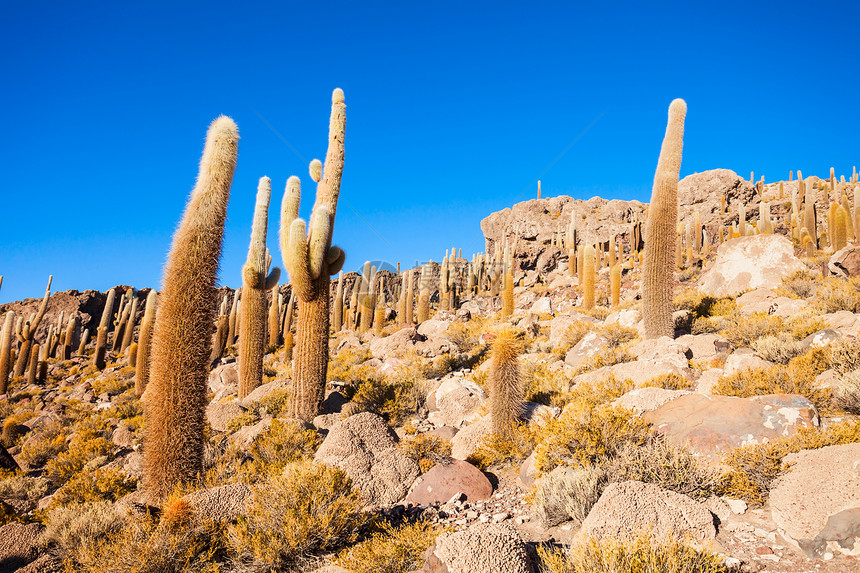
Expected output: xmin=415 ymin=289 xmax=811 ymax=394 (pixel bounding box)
xmin=597 ymin=323 xmax=638 ymax=348
xmin=574 ymin=346 xmax=635 ymax=376
xmin=827 ymin=337 xmax=860 ymax=375
xmin=225 ymin=410 xmax=259 ymax=433
xmin=775 ymin=268 xmax=819 ymax=299
xmin=399 ymin=433 xmax=452 ymax=473
xmin=524 ymin=361 xmax=568 ymax=408
xmin=18 ymin=420 xmax=70 ymax=470
xmin=468 ymin=426 xmax=535 ymax=470
xmin=349 ymin=376 xmax=423 ymax=426
xmin=245 ymin=419 xmax=320 ymax=475
xmin=786 ymin=312 xmax=827 ymax=340
xmin=50 ymin=466 xmax=137 ymax=508
xmin=563 ymin=321 xmax=595 ymax=347
xmin=335 ymin=520 xmax=449 ymax=573
xmin=812 ymin=277 xmax=860 ymax=313
xmin=44 ymin=428 xmax=112 ymax=483
xmin=721 ymin=420 xmax=860 ymax=505
xmin=328 ymin=347 xmax=380 ymax=385
xmin=640 ymin=373 xmax=693 ymax=391
xmin=711 ymin=363 xmax=830 ymax=412
xmin=719 ymin=313 xmax=784 ymax=348
xmin=90 ymin=375 xmax=132 ymax=398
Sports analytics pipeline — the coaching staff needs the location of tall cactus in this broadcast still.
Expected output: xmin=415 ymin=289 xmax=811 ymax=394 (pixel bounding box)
xmin=488 ymin=329 xmax=524 ymax=439
xmin=279 ymin=89 xmax=346 ymax=421
xmin=333 ymin=272 xmax=344 ymax=332
xmin=143 ymin=115 xmax=239 ymax=502
xmin=835 ymin=205 xmax=848 ymax=251
xmin=135 ymin=289 xmax=158 ymax=396
xmin=405 ymin=270 xmax=415 ymax=325
xmin=417 ymin=263 xmax=432 ymax=324
xmin=13 ymin=276 xmax=52 ymax=377
xmin=642 ymin=99 xmax=686 ymax=339
xmin=239 ymin=176 xmax=280 ymax=400
xmin=60 ymin=315 xmax=77 ymax=360
xmin=610 ymin=264 xmax=621 ymax=307
xmin=582 ymin=244 xmax=595 ymax=310
xmin=0 ymin=311 xmax=15 ymax=395
xmin=93 ymin=288 xmax=116 ymax=370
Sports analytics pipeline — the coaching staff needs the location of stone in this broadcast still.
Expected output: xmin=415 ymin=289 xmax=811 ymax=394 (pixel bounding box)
xmin=240 ymin=378 xmax=289 ymax=407
xmin=829 ymin=245 xmax=860 ymax=277
xmin=563 ymin=332 xmax=608 ymax=369
xmin=208 ymin=362 xmax=238 ymax=393
xmin=643 ymin=393 xmax=820 ymax=465
xmin=406 ymin=460 xmax=493 ymax=505
xmin=111 ymin=422 xmax=135 ymax=448
xmin=427 ymin=376 xmax=486 ymax=428
xmin=451 ymin=416 xmax=491 ymax=461
xmin=611 ymin=387 xmax=692 ymax=415
xmin=229 ymin=417 xmax=272 ymax=450
xmin=676 ymin=334 xmax=729 ymax=361
xmin=548 ymin=312 xmax=598 ymax=345
xmin=206 ymin=401 xmax=245 ymax=432
xmin=723 ymin=348 xmax=774 ymax=376
xmin=699 ymin=235 xmax=807 ymax=297
xmin=769 ymin=443 xmax=860 ymax=558
xmin=723 ymin=498 xmax=748 ymax=515
xmin=15 ymin=554 xmax=64 ymax=573
xmin=0 ymin=522 xmax=42 ymax=571
xmin=695 ymin=369 xmax=723 ymax=395
xmin=580 ymin=481 xmax=716 ymax=544
xmin=518 ymin=451 xmax=539 ymax=488
xmin=182 ymin=483 xmax=251 ymax=523
xmin=822 ymin=311 xmax=860 ymax=333
xmin=604 ymin=309 xmax=641 ymax=329
xmin=531 ymin=297 xmax=553 ymax=314
xmin=0 ymin=444 xmax=19 ymax=471
xmin=801 ymin=329 xmax=842 ymax=350
xmin=314 ymin=412 xmax=419 ymax=506
xmin=427 ymin=522 xmax=532 ymax=573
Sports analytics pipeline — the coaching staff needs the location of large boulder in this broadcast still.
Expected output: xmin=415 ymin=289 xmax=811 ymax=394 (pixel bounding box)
xmin=829 ymin=245 xmax=860 ymax=278
xmin=425 ymin=522 xmax=532 ymax=573
xmin=770 ymin=443 xmax=860 ymax=559
xmin=563 ymin=332 xmax=608 ymax=369
xmin=405 ymin=459 xmax=493 ymax=505
xmin=579 ymin=481 xmax=716 ymax=545
xmin=314 ymin=412 xmax=419 ymax=506
xmin=181 ymin=483 xmax=251 ymax=523
xmin=206 ymin=402 xmax=244 ymax=432
xmin=450 ymin=416 xmax=491 ymax=461
xmin=699 ymin=235 xmax=807 ymax=297
xmin=0 ymin=522 xmax=42 ymax=571
xmin=643 ymin=393 xmax=820 ymax=464
xmin=427 ymin=376 xmax=487 ymax=428
xmin=611 ymin=387 xmax=692 ymax=415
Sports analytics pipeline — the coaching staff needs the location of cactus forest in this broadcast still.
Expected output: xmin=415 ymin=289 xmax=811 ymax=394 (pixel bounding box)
xmin=2 ymin=3 xmax=859 ymax=573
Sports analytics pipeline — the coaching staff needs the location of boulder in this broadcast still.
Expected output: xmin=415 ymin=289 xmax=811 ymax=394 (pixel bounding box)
xmin=426 ymin=522 xmax=532 ymax=573
xmin=801 ymin=329 xmax=842 ymax=350
xmin=676 ymin=334 xmax=729 ymax=361
xmin=829 ymin=245 xmax=860 ymax=278
xmin=182 ymin=483 xmax=251 ymax=523
xmin=206 ymin=401 xmax=245 ymax=432
xmin=530 ymin=297 xmax=553 ymax=314
xmin=548 ymin=312 xmax=597 ymax=345
xmin=723 ymin=348 xmax=773 ymax=376
xmin=15 ymin=554 xmax=64 ymax=573
xmin=427 ymin=376 xmax=487 ymax=428
xmin=0 ymin=522 xmax=42 ymax=571
xmin=240 ymin=379 xmax=289 ymax=407
xmin=229 ymin=417 xmax=272 ymax=450
xmin=698 ymin=235 xmax=807 ymax=297
xmin=571 ymin=356 xmax=692 ymax=391
xmin=208 ymin=363 xmax=238 ymax=393
xmin=769 ymin=443 xmax=860 ymax=559
xmin=611 ymin=387 xmax=692 ymax=415
xmin=579 ymin=481 xmax=716 ymax=544
xmin=314 ymin=412 xmax=419 ymax=506
xmin=406 ymin=460 xmax=493 ymax=505
xmin=643 ymin=393 xmax=820 ymax=465
xmin=519 ymin=452 xmax=539 ymax=488
xmin=0 ymin=444 xmax=19 ymax=471
xmin=677 ymin=169 xmax=758 ymax=232
xmin=451 ymin=416 xmax=491 ymax=461
xmin=604 ymin=309 xmax=641 ymax=329
xmin=563 ymin=332 xmax=608 ymax=369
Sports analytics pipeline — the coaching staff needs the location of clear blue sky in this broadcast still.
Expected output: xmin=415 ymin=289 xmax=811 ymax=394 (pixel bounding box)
xmin=2 ymin=0 xmax=858 ymax=304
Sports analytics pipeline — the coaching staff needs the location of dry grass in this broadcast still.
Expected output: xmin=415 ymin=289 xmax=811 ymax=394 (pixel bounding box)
xmin=528 ymin=465 xmax=608 ymax=527
xmin=775 ymin=268 xmax=819 ymax=299
xmin=835 ymin=371 xmax=860 ymax=414
xmin=335 ymin=520 xmax=449 ymax=573
xmin=812 ymin=277 xmax=860 ymax=313
xmin=399 ymin=433 xmax=453 ymax=473
xmin=751 ymin=333 xmax=804 ymax=364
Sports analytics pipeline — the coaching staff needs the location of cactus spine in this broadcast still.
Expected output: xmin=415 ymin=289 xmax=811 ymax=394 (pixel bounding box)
xmin=279 ymin=89 xmax=347 ymax=421
xmin=582 ymin=244 xmax=595 ymax=310
xmin=93 ymin=288 xmax=116 ymax=370
xmin=642 ymin=99 xmax=686 ymax=339
xmin=135 ymin=290 xmax=158 ymax=396
xmin=143 ymin=115 xmax=238 ymax=502
xmin=239 ymin=177 xmax=280 ymax=400
xmin=0 ymin=311 xmax=15 ymax=394
xmin=488 ymin=329 xmax=524 ymax=439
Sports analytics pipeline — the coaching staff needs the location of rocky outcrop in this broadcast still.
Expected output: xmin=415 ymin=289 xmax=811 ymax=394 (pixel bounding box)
xmin=425 ymin=522 xmax=532 ymax=573
xmin=182 ymin=482 xmax=251 ymax=523
xmin=699 ymin=235 xmax=806 ymax=297
xmin=829 ymin=245 xmax=860 ymax=278
xmin=0 ymin=522 xmax=42 ymax=571
xmin=677 ymin=169 xmax=758 ymax=233
xmin=406 ymin=460 xmax=493 ymax=505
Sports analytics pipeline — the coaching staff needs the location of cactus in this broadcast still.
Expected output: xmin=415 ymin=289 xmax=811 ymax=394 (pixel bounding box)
xmin=841 ymin=191 xmax=854 ymax=242
xmin=93 ymin=288 xmax=116 ymax=370
xmin=610 ymin=264 xmax=621 ymax=307
xmin=501 ymin=244 xmax=514 ymax=318
xmin=26 ymin=342 xmax=39 ymax=386
xmin=582 ymin=244 xmax=595 ymax=310
xmin=226 ymin=288 xmax=240 ymax=346
xmin=373 ymin=292 xmax=386 ymax=335
xmin=642 ymin=99 xmax=686 ymax=339
xmin=120 ymin=294 xmax=139 ymax=353
xmin=417 ymin=263 xmax=432 ymax=323
xmin=113 ymin=289 xmax=133 ymax=352
xmin=77 ymin=328 xmax=89 ymax=357
xmin=143 ymin=115 xmax=239 ymax=502
xmin=268 ymin=290 xmax=282 ymax=348
xmin=0 ymin=311 xmax=15 ymax=394
xmin=128 ymin=342 xmax=138 ymax=366
xmin=61 ymin=315 xmax=76 ymax=360
xmin=405 ymin=270 xmax=415 ymax=325
xmin=278 ymin=89 xmax=346 ymax=421
xmin=210 ymin=294 xmax=229 ymax=364
xmin=803 ymin=175 xmax=818 ymax=250
xmin=13 ymin=276 xmax=52 ymax=377
xmin=759 ymin=201 xmax=772 ymax=234
xmin=537 ymin=180 xmax=541 ymax=200
xmin=239 ymin=177 xmax=280 ymax=400
xmin=135 ymin=289 xmax=158 ymax=396
xmin=835 ymin=205 xmax=848 ymax=251
xmin=282 ymin=291 xmax=295 ymax=341
xmin=488 ymin=329 xmax=524 ymax=439
xmin=333 ymin=272 xmax=344 ymax=332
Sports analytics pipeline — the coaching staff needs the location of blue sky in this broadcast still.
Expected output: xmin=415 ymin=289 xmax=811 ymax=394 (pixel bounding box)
xmin=1 ymin=0 xmax=858 ymax=304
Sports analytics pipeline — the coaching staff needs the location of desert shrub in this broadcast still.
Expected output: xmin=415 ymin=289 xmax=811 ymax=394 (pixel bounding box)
xmin=228 ymin=461 xmax=368 ymax=569
xmin=243 ymin=419 xmax=320 ymax=475
xmin=776 ymin=268 xmax=819 ymax=299
xmin=349 ymin=376 xmax=423 ymax=426
xmin=827 ymin=337 xmax=860 ymax=375
xmin=537 ymin=531 xmax=731 ymax=573
xmin=711 ymin=364 xmax=830 ymax=412
xmin=258 ymin=387 xmax=291 ymax=417
xmin=835 ymin=371 xmax=860 ymax=414
xmin=328 ymin=347 xmax=380 ymax=385
xmin=0 ymin=473 xmax=49 ymax=507
xmin=719 ymin=313 xmax=784 ymax=348
xmin=607 ymin=438 xmax=720 ymax=500
xmin=785 ymin=312 xmax=828 ymax=340
xmin=18 ymin=420 xmax=70 ymax=470
xmin=90 ymin=374 xmax=133 ymax=398
xmin=566 ymin=375 xmax=634 ymax=411
xmin=525 ymin=361 xmax=568 ymax=408
xmin=225 ymin=410 xmax=259 ymax=433
xmin=41 ymin=500 xmax=128 ymax=555
xmin=563 ymin=321 xmax=596 ymax=348
xmin=1 ymin=413 xmax=33 ymax=448
xmin=528 ymin=465 xmax=608 ymax=527
xmin=468 ymin=426 xmax=534 ymax=470
xmin=597 ymin=324 xmax=638 ymax=349
xmin=640 ymin=373 xmax=693 ymax=391
xmin=446 ymin=318 xmax=491 ymax=353
xmin=751 ymin=333 xmax=804 ymax=364
xmin=399 ymin=433 xmax=452 ymax=473
xmin=43 ymin=426 xmax=112 ymax=484
xmin=580 ymin=306 xmax=610 ymax=321
xmin=691 ymin=315 xmax=728 ymax=335
xmin=574 ymin=346 xmax=635 ymax=376
xmin=720 ymin=420 xmax=860 ymax=505
xmin=533 ymin=404 xmax=651 ymax=472
xmin=49 ymin=466 xmax=136 ymax=508
xmin=813 ymin=277 xmax=860 ymax=313
xmin=335 ymin=520 xmax=448 ymax=573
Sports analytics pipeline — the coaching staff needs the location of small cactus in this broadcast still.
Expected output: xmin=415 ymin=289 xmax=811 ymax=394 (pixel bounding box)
xmin=13 ymin=276 xmax=52 ymax=377
xmin=488 ymin=329 xmax=524 ymax=439
xmin=610 ymin=264 xmax=621 ymax=307
xmin=835 ymin=205 xmax=848 ymax=251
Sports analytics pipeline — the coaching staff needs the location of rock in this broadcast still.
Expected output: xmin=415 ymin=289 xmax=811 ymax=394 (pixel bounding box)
xmin=801 ymin=329 xmax=842 ymax=350
xmin=580 ymin=481 xmax=716 ymax=544
xmin=723 ymin=498 xmax=748 ymax=515
xmin=208 ymin=362 xmax=238 ymax=393
xmin=769 ymin=443 xmax=860 ymax=558
xmin=676 ymin=334 xmax=729 ymax=361
xmin=427 ymin=522 xmax=532 ymax=573
xmin=521 ymin=402 xmax=560 ymax=426
xmin=604 ymin=309 xmax=641 ymax=329
xmin=677 ymin=169 xmax=758 ymax=233
xmin=206 ymin=401 xmax=245 ymax=432
xmin=723 ymin=348 xmax=774 ymax=376
xmin=571 ymin=357 xmax=692 ymax=391
xmin=547 ymin=312 xmax=598 ymax=345
xmin=406 ymin=460 xmax=492 ymax=505
xmin=0 ymin=444 xmax=19 ymax=471
xmin=0 ymin=522 xmax=42 ymax=571
xmin=314 ymin=412 xmax=419 ymax=506
xmin=644 ymin=393 xmax=820 ymax=465
xmin=829 ymin=245 xmax=860 ymax=277
xmin=822 ymin=311 xmax=860 ymax=333
xmin=230 ymin=417 xmax=272 ymax=450
xmin=695 ymin=369 xmax=723 ymax=395
xmin=530 ymin=297 xmax=553 ymax=314
xmin=563 ymin=332 xmax=608 ymax=369
xmin=111 ymin=422 xmax=135 ymax=448
xmin=15 ymin=554 xmax=63 ymax=573
xmin=241 ymin=379 xmax=289 ymax=407
xmin=611 ymin=387 xmax=692 ymax=415
xmin=451 ymin=417 xmax=491 ymax=461
xmin=427 ymin=376 xmax=487 ymax=428
xmin=699 ymin=235 xmax=807 ymax=297
xmin=735 ymin=287 xmax=776 ymax=311
xmin=182 ymin=483 xmax=251 ymax=523
xmin=312 ymin=413 xmax=343 ymax=431
xmin=518 ymin=452 xmax=539 ymax=488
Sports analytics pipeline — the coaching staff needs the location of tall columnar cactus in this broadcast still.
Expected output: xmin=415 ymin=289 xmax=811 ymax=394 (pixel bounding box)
xmin=610 ymin=264 xmax=621 ymax=307
xmin=488 ymin=329 xmax=524 ymax=439
xmin=239 ymin=177 xmax=280 ymax=400
xmin=93 ymin=288 xmax=117 ymax=370
xmin=143 ymin=115 xmax=239 ymax=502
xmin=835 ymin=205 xmax=848 ymax=251
xmin=803 ymin=176 xmax=818 ymax=250
xmin=135 ymin=289 xmax=158 ymax=397
xmin=226 ymin=288 xmax=240 ymax=345
xmin=841 ymin=191 xmax=854 ymax=242
xmin=26 ymin=342 xmax=39 ymax=386
xmin=417 ymin=263 xmax=432 ymax=324
xmin=333 ymin=272 xmax=344 ymax=332
xmin=642 ymin=99 xmax=686 ymax=339
xmin=211 ymin=294 xmax=230 ymax=364
xmin=279 ymin=89 xmax=346 ymax=421
xmin=268 ymin=290 xmax=282 ymax=348
xmin=405 ymin=270 xmax=415 ymax=325
xmin=397 ymin=272 xmax=407 ymax=326
xmin=77 ymin=328 xmax=89 ymax=357
xmin=501 ymin=245 xmax=514 ymax=318
xmin=358 ymin=262 xmax=374 ymax=333
xmin=828 ymin=202 xmax=838 ymax=248
xmin=0 ymin=311 xmax=15 ymax=394
xmin=120 ymin=294 xmax=139 ymax=353
xmin=759 ymin=202 xmax=772 ymax=235
xmin=113 ymin=289 xmax=133 ymax=352
xmin=374 ymin=292 xmax=386 ymax=335
xmin=13 ymin=276 xmax=52 ymax=377
xmin=582 ymin=244 xmax=595 ymax=310
xmin=60 ymin=315 xmax=76 ymax=360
